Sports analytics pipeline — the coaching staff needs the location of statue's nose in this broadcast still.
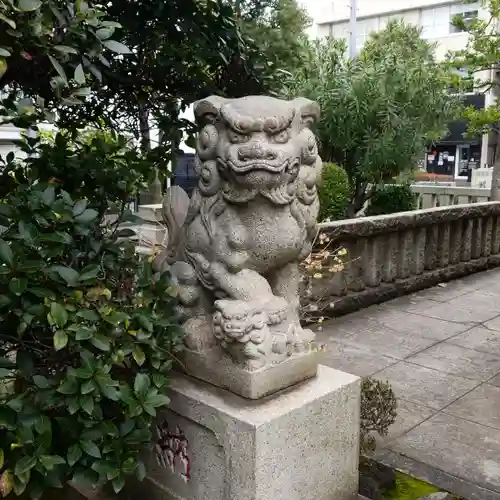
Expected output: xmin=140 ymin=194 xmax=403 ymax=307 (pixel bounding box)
xmin=238 ymin=143 xmax=277 ymax=162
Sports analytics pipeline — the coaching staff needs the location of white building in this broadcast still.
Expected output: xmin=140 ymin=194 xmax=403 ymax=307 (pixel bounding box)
xmin=301 ymin=0 xmax=498 ymax=180
xmin=0 ymin=124 xmax=24 ymax=162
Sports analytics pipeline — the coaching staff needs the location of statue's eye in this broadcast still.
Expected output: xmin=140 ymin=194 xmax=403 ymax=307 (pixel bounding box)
xmin=272 ymin=130 xmax=289 ymax=144
xmin=228 ymin=130 xmax=250 ymax=144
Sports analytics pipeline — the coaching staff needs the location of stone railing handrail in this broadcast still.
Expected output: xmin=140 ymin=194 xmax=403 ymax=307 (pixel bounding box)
xmin=410 ymin=184 xmax=489 ymax=196
xmin=307 ymin=201 xmax=500 ymax=316
xmin=409 ymin=184 xmax=490 ymax=209
xmin=319 ymin=202 xmax=500 ymax=237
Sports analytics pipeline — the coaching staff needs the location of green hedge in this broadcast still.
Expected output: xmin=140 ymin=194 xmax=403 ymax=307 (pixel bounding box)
xmin=366 ymin=184 xmax=417 ymax=216
xmin=318 ymin=163 xmax=351 ymax=221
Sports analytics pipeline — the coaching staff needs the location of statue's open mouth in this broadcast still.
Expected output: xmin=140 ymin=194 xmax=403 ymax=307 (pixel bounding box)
xmin=222 ymin=158 xmax=289 ymax=174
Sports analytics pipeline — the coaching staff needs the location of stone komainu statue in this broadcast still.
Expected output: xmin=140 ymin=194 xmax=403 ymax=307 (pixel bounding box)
xmin=155 ymin=95 xmax=323 ymax=398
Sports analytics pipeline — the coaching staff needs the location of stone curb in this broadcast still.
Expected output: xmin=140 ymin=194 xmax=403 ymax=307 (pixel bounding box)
xmin=376 ymin=449 xmax=500 ymax=500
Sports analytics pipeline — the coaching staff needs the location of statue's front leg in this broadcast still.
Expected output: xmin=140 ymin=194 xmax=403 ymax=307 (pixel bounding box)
xmin=268 ymin=262 xmax=315 ymax=349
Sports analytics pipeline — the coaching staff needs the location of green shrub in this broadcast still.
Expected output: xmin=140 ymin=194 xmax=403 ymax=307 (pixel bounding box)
xmin=318 ymin=163 xmax=351 ymax=222
xmin=366 ymin=184 xmax=417 ymax=216
xmin=0 ymin=141 xmax=182 ymax=497
xmin=360 ymin=377 xmax=397 ymax=458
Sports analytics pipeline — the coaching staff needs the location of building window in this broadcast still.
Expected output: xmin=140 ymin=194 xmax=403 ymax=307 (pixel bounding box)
xmin=421 ymin=5 xmax=452 ymax=38
xmin=450 ymin=3 xmax=479 ymax=33
xmin=329 ymin=21 xmax=349 ymax=40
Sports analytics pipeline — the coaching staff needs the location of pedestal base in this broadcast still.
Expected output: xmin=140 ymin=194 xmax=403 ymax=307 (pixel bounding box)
xmin=127 ymin=365 xmax=360 ymax=500
xmin=182 ymin=347 xmax=319 ymax=399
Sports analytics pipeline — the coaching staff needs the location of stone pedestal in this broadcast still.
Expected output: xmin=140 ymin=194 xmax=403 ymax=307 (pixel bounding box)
xmin=130 ymin=365 xmax=360 ymax=500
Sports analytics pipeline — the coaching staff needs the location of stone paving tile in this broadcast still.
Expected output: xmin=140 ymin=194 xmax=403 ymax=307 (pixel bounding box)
xmin=484 ymin=316 xmax=500 ymax=333
xmin=444 ymin=383 xmax=500 ymax=430
xmin=408 ymin=293 xmax=500 ymax=323
xmin=411 ymin=281 xmax=480 ymax=302
xmin=376 ymin=399 xmax=436 ymax=448
xmin=389 ymin=413 xmax=500 ymax=492
xmin=407 ymin=342 xmax=500 ymax=381
xmin=318 ymin=341 xmax=398 ymax=378
xmin=447 ymin=326 xmax=500 ymax=356
xmin=488 ymin=374 xmax=500 ymax=387
xmin=374 ymin=361 xmax=478 ymax=410
xmin=329 ymin=328 xmax=437 ymax=360
xmin=359 ymin=308 xmax=473 ymax=341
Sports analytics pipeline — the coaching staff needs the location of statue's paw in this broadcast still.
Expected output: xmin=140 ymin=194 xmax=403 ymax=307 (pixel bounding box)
xmin=286 ymin=323 xmax=316 ymax=353
xmin=261 ymin=296 xmax=288 ymax=325
xmin=183 ymin=316 xmax=215 ymax=351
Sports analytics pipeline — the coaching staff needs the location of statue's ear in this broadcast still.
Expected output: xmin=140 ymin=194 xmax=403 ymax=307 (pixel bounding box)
xmin=292 ymin=97 xmax=320 ymax=127
xmin=194 ymin=96 xmax=227 ymax=125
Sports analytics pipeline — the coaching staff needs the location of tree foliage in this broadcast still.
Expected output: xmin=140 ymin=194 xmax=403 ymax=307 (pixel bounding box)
xmin=234 ymin=0 xmax=311 ymax=91
xmin=448 ymin=0 xmax=500 ymax=136
xmin=0 ymin=1 xmax=193 ymax=497
xmin=284 ymin=21 xmax=459 ymax=216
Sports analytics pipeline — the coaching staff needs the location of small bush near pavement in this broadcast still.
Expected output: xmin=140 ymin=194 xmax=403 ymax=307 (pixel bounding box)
xmin=318 ymin=163 xmax=351 ymax=222
xmin=366 ymin=184 xmax=417 ymax=216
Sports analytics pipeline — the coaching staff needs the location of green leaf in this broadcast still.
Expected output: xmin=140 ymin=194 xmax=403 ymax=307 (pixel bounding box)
xmin=51 ymin=265 xmax=79 ymax=285
xmin=29 ymin=288 xmax=56 ymax=299
xmin=78 ymin=264 xmax=100 ymax=281
xmin=41 ymin=187 xmax=55 ymax=206
xmin=81 ymin=380 xmax=96 ymax=394
xmin=14 ymin=456 xmax=37 ymax=475
xmin=67 ymin=445 xmax=82 ymax=467
xmin=9 ymin=278 xmax=27 ymax=296
xmin=18 ymin=0 xmax=41 ymax=11
xmin=50 ymin=302 xmax=68 ymax=328
xmin=80 ymin=440 xmax=101 ymax=459
xmin=72 ymin=87 xmax=91 ymax=97
xmin=0 ymin=14 xmax=16 ymax=29
xmin=34 ymin=415 xmax=51 ymax=434
xmin=80 ymin=395 xmax=94 ymax=415
xmin=132 ymin=345 xmax=145 ymax=366
xmin=77 ymin=309 xmax=99 ymax=321
xmin=75 ymin=327 xmax=94 ymax=341
xmin=0 ymin=48 xmax=10 ymax=57
xmin=136 ymin=460 xmax=146 ymax=481
xmin=68 ymin=397 xmax=79 ymax=415
xmin=58 ymin=378 xmax=78 ymax=395
xmin=74 ymin=209 xmax=98 ymax=223
xmin=142 ymin=403 xmax=156 ymax=417
xmin=0 ymin=295 xmax=11 ymax=308
xmin=53 ymin=330 xmax=68 ymax=351
xmin=90 ymin=334 xmax=110 ymax=351
xmin=54 ymin=45 xmax=78 ymax=55
xmin=145 ymin=393 xmax=171 ymax=408
xmin=72 ymin=199 xmax=87 ymax=216
xmin=48 ymin=55 xmax=68 ymax=86
xmin=0 ymin=240 xmax=13 ymax=267
xmin=96 ymin=27 xmax=114 ymax=40
xmin=100 ymin=385 xmax=119 ymax=401
xmin=39 ymin=455 xmax=65 ymax=470
xmin=32 ymin=375 xmax=51 ymax=389
xmin=111 ymin=474 xmax=125 ymax=493
xmin=74 ymin=63 xmax=85 ymax=85
xmin=134 ymin=373 xmax=150 ymax=396
xmin=102 ymin=40 xmax=132 ymax=54
xmin=138 ymin=315 xmax=153 ymax=332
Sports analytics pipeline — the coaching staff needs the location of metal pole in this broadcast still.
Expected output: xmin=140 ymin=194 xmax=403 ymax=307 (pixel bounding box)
xmin=349 ymin=0 xmax=357 ymax=58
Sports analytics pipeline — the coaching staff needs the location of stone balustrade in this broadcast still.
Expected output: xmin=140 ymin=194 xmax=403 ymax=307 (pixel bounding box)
xmin=306 ymin=202 xmax=500 ymax=317
xmin=410 ymin=184 xmax=490 ymax=209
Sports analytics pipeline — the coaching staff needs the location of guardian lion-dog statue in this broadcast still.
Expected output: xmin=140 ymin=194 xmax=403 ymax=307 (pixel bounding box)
xmin=155 ymin=95 xmax=323 ymax=398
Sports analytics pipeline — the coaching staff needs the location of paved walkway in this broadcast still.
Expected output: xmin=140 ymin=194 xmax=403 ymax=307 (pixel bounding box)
xmin=317 ymin=268 xmax=500 ymax=500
